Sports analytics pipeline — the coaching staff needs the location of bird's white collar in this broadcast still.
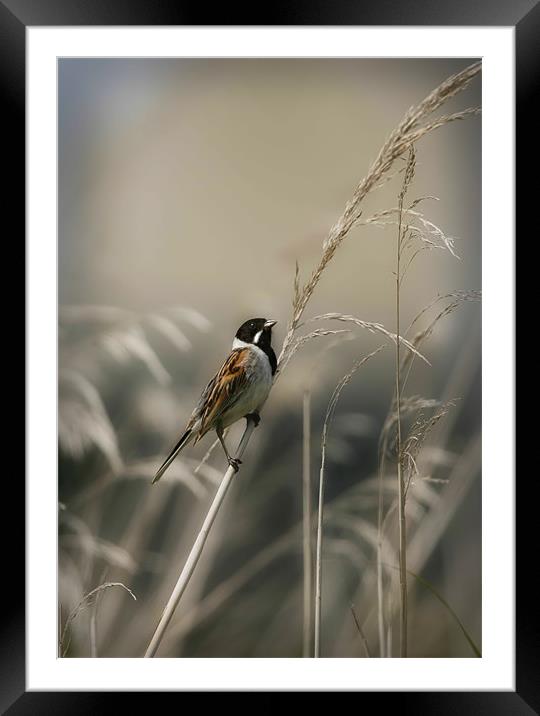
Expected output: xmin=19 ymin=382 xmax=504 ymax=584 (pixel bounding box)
xmin=232 ymin=338 xmax=267 ymax=360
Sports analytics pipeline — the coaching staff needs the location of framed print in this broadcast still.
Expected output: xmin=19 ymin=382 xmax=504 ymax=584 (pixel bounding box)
xmin=8 ymin=0 xmax=530 ymax=709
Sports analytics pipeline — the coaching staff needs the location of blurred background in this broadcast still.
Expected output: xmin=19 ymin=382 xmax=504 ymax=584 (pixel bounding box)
xmin=58 ymin=58 xmax=481 ymax=658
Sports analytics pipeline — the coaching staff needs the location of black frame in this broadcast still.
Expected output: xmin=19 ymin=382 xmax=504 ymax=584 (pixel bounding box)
xmin=8 ymin=0 xmax=530 ymax=710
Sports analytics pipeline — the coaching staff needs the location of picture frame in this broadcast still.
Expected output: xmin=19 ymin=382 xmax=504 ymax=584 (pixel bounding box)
xmin=8 ymin=0 xmax=528 ymax=708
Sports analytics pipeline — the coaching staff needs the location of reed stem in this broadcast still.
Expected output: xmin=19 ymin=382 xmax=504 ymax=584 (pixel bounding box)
xmin=144 ymin=416 xmax=257 ymax=657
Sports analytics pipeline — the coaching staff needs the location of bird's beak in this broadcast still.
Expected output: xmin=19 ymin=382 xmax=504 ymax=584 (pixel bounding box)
xmin=264 ymin=319 xmax=277 ymax=329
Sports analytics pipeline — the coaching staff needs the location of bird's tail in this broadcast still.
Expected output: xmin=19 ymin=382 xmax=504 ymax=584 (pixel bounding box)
xmin=152 ymin=428 xmax=194 ymax=484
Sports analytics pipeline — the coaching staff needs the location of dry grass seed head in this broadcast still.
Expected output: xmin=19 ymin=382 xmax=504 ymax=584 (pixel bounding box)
xmin=305 ymin=313 xmax=430 ymax=365
xmin=58 ymin=372 xmax=123 ymax=473
xmin=60 ymin=582 xmax=136 ymax=657
xmin=277 ymin=62 xmax=481 ymax=367
xmin=402 ymin=400 xmax=456 ymax=496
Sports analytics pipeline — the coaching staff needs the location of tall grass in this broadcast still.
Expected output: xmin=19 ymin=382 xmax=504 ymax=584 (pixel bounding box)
xmin=394 ymin=146 xmax=417 ymax=656
xmin=314 ymin=348 xmax=383 ymax=657
xmin=59 ymin=62 xmax=481 ymax=659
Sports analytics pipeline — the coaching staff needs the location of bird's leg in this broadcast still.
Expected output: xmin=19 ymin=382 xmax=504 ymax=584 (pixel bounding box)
xmin=245 ymin=412 xmax=261 ymax=427
xmin=216 ymin=424 xmax=242 ymax=473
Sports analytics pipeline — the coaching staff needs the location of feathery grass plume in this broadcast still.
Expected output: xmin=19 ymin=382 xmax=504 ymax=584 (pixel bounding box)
xmin=277 ymin=329 xmax=353 ymax=376
xmin=380 ymin=397 xmax=442 ymax=460
xmin=165 ymin=306 xmax=212 ymax=332
xmin=60 ymin=304 xmax=208 ymax=388
xmin=60 ymin=582 xmax=136 ymax=657
xmin=293 ymin=260 xmax=301 ymax=308
xmin=401 ymin=401 xmax=456 ymax=497
xmin=58 ymin=304 xmax=210 ymax=517
xmin=304 ymin=314 xmax=429 ymax=364
xmin=145 ymin=314 xmax=192 ymax=352
xmin=400 ymin=290 xmax=481 ymax=392
xmin=360 ymin=200 xmax=460 ymax=261
xmin=277 ymin=61 xmax=480 ymax=368
xmin=100 ymin=325 xmax=171 ymax=385
xmin=405 ymin=290 xmax=482 ymax=343
xmin=314 ymin=347 xmax=384 ymax=657
xmin=59 ymin=372 xmax=123 ymax=473
xmin=406 ymin=289 xmax=481 ymax=333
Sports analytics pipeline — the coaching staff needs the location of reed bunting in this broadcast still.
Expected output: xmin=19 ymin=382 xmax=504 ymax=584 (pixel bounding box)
xmin=152 ymin=318 xmax=277 ymax=483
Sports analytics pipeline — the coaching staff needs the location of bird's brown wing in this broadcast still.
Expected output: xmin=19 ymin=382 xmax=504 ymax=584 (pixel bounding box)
xmin=195 ymin=348 xmax=250 ymax=441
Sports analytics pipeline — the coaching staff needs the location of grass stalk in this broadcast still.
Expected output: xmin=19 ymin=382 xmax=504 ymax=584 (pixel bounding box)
xmin=314 ymin=457 xmax=325 ymax=657
xmin=350 ymin=604 xmax=371 ymax=657
xmin=396 ymin=204 xmax=407 ymax=657
xmin=144 ymin=416 xmax=257 ymax=657
xmin=408 ymin=570 xmax=481 ymax=657
xmin=58 ymin=603 xmax=62 ymax=658
xmin=376 ymin=449 xmax=387 ymax=656
xmin=302 ymin=390 xmax=313 ymax=658
xmin=314 ymin=348 xmax=383 ymax=657
xmin=396 ymin=148 xmax=415 ymax=658
xmin=89 ymin=604 xmax=98 ymax=658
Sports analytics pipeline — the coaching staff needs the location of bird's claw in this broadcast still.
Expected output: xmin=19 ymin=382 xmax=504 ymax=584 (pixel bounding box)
xmin=246 ymin=412 xmax=261 ymax=427
xmin=228 ymin=457 xmax=242 ymax=473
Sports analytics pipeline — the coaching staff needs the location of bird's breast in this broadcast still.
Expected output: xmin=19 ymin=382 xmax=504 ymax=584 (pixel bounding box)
xmin=245 ymin=345 xmax=273 ymax=401
xmin=222 ymin=345 xmax=273 ymax=427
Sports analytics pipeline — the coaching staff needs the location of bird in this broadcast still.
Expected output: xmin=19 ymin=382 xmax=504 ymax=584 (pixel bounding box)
xmin=152 ymin=318 xmax=278 ymax=483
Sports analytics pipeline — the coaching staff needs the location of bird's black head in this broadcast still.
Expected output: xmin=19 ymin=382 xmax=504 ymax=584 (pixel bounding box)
xmin=236 ymin=318 xmax=276 ymax=347
xmin=235 ymin=318 xmax=278 ymax=374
